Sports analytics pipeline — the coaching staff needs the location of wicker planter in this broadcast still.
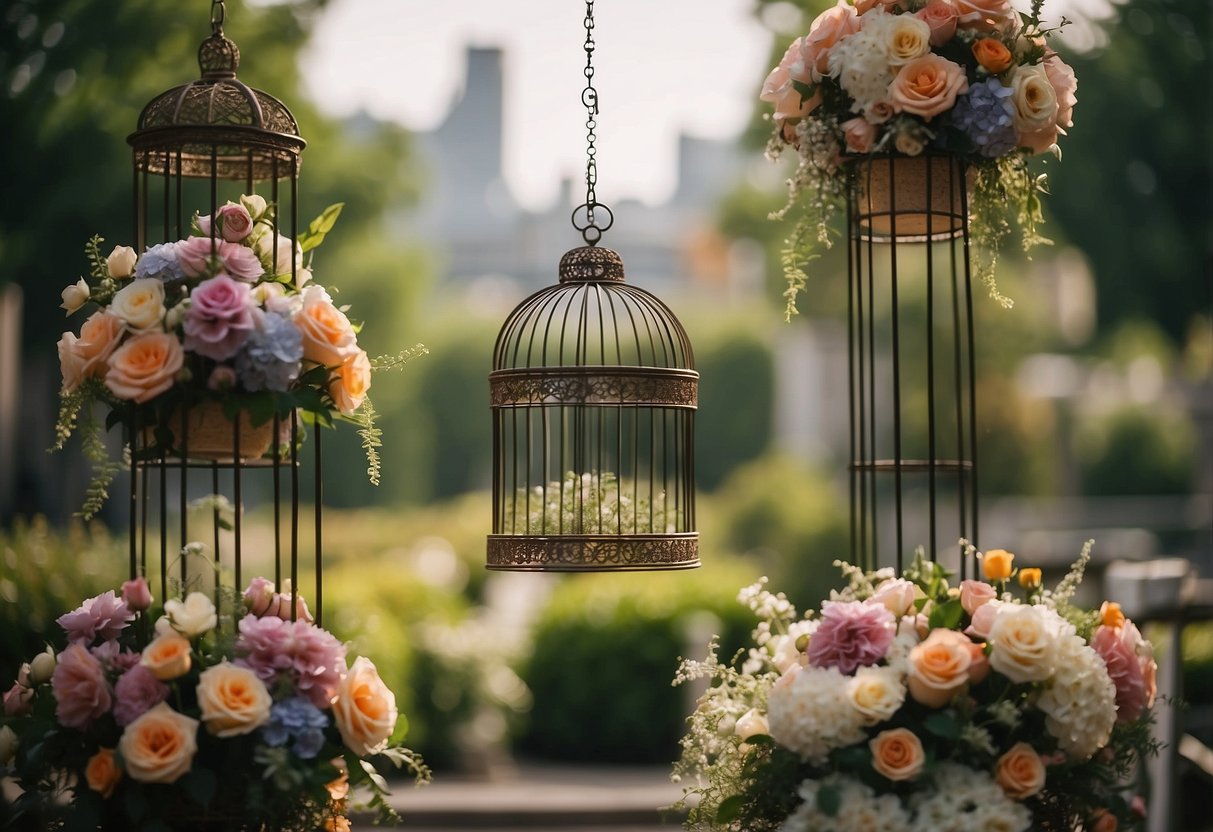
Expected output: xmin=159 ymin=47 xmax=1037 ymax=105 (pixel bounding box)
xmin=852 ymin=154 xmax=969 ymax=241
xmin=161 ymin=401 xmax=275 ymax=462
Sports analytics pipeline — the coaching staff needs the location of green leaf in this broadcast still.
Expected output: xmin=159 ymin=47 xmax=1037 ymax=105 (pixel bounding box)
xmin=817 ymin=784 xmax=841 ymax=817
xmin=181 ymin=767 xmax=217 ymax=808
xmin=715 ymin=794 xmax=746 ymax=823
xmin=924 ymin=711 xmax=962 ymax=739
xmin=299 ymin=203 xmax=344 ymax=253
xmin=928 ymin=598 xmax=964 ymax=631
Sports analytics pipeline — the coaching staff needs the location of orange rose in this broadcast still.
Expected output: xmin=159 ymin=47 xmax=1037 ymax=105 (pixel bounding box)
xmin=329 ymin=349 xmax=372 ymax=415
xmin=1017 ymin=567 xmax=1042 ymax=589
xmin=995 ymin=742 xmax=1046 ymax=799
xmin=85 ymin=747 xmax=122 ymax=798
xmin=141 ymin=631 xmax=192 ymax=681
xmin=117 ymin=703 xmax=198 ymax=784
xmin=907 ymin=628 xmax=976 ymax=707
xmin=888 ymin=54 xmax=969 ymax=120
xmin=869 ymin=728 xmax=925 ymax=781
xmin=972 ymin=37 xmax=1013 ymax=73
xmin=104 ymin=332 xmax=184 ymax=403
xmin=981 ymin=548 xmax=1015 ymax=581
xmin=332 ymin=657 xmax=398 ymax=756
xmin=294 ymin=285 xmax=359 ymax=368
xmin=196 ymin=663 xmax=272 ymax=737
xmin=1100 ymin=601 xmax=1126 ymax=629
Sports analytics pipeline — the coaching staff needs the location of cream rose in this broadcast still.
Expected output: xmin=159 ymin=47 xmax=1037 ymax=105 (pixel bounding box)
xmin=884 ymin=14 xmax=932 ymax=66
xmin=894 ymin=129 xmax=927 ymax=156
xmin=110 ymin=278 xmax=165 ymax=333
xmin=294 ymin=285 xmax=360 ymax=368
xmin=987 ymin=605 xmax=1059 ymax=683
xmin=118 ymin=703 xmax=199 ymax=784
xmin=104 ymin=332 xmax=184 ymax=403
xmin=869 ymin=728 xmax=925 ymax=781
xmin=735 ymin=708 xmax=769 ymax=740
xmin=889 ymin=54 xmax=969 ymax=120
xmin=1010 ymin=64 xmax=1059 ymax=133
xmin=871 ymin=578 xmax=917 ymax=618
xmin=908 ymin=628 xmax=976 ymax=707
xmin=107 ymin=245 xmax=138 ymax=279
xmin=141 ymin=631 xmax=192 ymax=681
xmin=61 ymin=278 xmax=90 ymax=315
xmin=164 ymin=592 xmax=217 ymax=638
xmin=995 ymin=742 xmax=1046 ymax=798
xmin=847 ymin=666 xmax=906 ymax=725
xmin=197 ymin=662 xmax=273 ymax=737
xmin=1018 ymin=52 xmax=1077 ymax=153
xmin=329 ymin=349 xmax=372 ymax=415
xmin=332 ymin=656 xmax=398 ymax=756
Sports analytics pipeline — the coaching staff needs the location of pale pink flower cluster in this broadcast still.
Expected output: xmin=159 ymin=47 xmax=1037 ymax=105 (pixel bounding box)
xmin=807 ymin=599 xmax=896 ymax=675
xmin=235 ymin=615 xmax=347 ymax=708
xmin=56 ymin=590 xmax=135 ymax=645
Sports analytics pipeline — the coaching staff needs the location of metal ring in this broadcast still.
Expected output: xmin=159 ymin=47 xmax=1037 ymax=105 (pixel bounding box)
xmin=571 ymin=202 xmax=614 ymax=234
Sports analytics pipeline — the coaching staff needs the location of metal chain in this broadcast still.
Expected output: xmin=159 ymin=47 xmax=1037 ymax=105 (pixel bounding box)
xmin=211 ymin=0 xmax=226 ymax=36
xmin=571 ymin=0 xmax=612 ymax=245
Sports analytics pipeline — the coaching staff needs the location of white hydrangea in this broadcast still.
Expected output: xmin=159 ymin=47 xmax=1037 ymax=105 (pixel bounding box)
xmin=908 ymin=763 xmax=1032 ymax=832
xmin=827 ymin=11 xmax=897 ymax=114
xmin=884 ymin=630 xmax=920 ymax=676
xmin=770 ymin=619 xmax=819 ymax=673
xmin=780 ymin=775 xmax=910 ymax=832
xmin=767 ymin=665 xmax=867 ymax=763
xmin=1036 ymin=630 xmax=1117 ymax=759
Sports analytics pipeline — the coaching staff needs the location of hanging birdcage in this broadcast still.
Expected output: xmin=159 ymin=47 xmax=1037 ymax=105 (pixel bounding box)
xmin=846 ymin=152 xmax=979 ymax=580
xmin=488 ymin=245 xmax=699 ymax=571
xmin=124 ymin=0 xmax=323 ymax=619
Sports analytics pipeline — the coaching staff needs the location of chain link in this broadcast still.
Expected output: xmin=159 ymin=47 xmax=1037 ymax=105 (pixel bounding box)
xmin=571 ymin=0 xmax=612 ymax=245
xmin=210 ymin=0 xmax=226 ymax=36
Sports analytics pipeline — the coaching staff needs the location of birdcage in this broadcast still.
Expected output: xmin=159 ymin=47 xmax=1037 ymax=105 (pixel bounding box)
xmin=488 ymin=245 xmax=699 ymax=571
xmin=124 ymin=1 xmax=322 ymax=619
xmin=846 ymin=153 xmax=979 ymax=579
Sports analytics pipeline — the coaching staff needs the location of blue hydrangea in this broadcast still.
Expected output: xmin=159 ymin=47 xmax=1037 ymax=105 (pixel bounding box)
xmin=235 ymin=311 xmax=303 ymax=392
xmin=134 ymin=242 xmax=186 ymax=282
xmin=262 ymin=696 xmax=328 ymax=759
xmin=950 ymin=78 xmax=1018 ymax=158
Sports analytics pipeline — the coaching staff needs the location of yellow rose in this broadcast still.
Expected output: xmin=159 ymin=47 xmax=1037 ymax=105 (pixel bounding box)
xmin=117 ymin=703 xmax=198 ymax=784
xmin=907 ymin=628 xmax=975 ymax=708
xmin=332 ymin=656 xmax=398 ymax=756
xmin=995 ymin=741 xmax=1046 ymax=799
xmin=196 ymin=662 xmax=273 ymax=737
xmin=294 ymin=285 xmax=358 ymax=368
xmin=85 ymin=747 xmax=122 ymax=798
xmin=847 ymin=666 xmax=906 ymax=725
xmin=869 ymin=728 xmax=925 ymax=781
xmin=329 ymin=349 xmax=372 ymax=415
xmin=981 ymin=548 xmax=1015 ymax=581
xmin=141 ymin=631 xmax=192 ymax=681
xmin=104 ymin=332 xmax=183 ymax=403
xmin=164 ymin=592 xmax=217 ymax=638
xmin=109 ymin=277 xmax=165 ymax=333
xmin=1100 ymin=601 xmax=1125 ymax=629
xmin=1017 ymin=567 xmax=1042 ymax=589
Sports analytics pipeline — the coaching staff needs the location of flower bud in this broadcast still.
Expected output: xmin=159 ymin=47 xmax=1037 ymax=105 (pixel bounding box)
xmin=1017 ymin=568 xmax=1042 ymax=589
xmin=981 ymin=549 xmax=1015 ymax=581
xmin=243 ymin=577 xmax=276 ymax=617
xmin=29 ymin=646 xmax=57 ymax=685
xmin=0 ymin=725 xmax=18 ymax=765
xmin=735 ymin=708 xmax=769 ymax=741
xmin=107 ymin=245 xmax=138 ymax=278
xmin=122 ymin=577 xmax=154 ymax=612
xmin=240 ymin=193 xmax=269 ymax=221
xmin=60 ymin=279 xmax=90 ymax=315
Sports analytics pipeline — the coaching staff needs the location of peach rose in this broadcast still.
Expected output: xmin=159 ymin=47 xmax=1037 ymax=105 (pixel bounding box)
xmin=960 ymin=579 xmax=997 ymax=615
xmin=995 ymin=742 xmax=1046 ymax=799
xmin=760 ymin=53 xmax=822 ymax=122
xmin=110 ymin=278 xmax=165 ymax=333
xmin=75 ymin=311 xmax=125 ymax=378
xmin=802 ymin=1 xmax=860 ymax=80
xmin=332 ymin=656 xmax=398 ymax=756
xmin=141 ymin=631 xmax=192 ymax=681
xmin=981 ymin=548 xmax=1015 ymax=581
xmin=329 ymin=349 xmax=372 ymax=415
xmin=294 ymin=286 xmax=359 ymax=368
xmin=1090 ymin=809 xmax=1119 ymax=832
xmin=104 ymin=332 xmax=183 ymax=403
xmin=889 ymin=55 xmax=969 ymax=120
xmin=954 ymin=0 xmax=1015 ymax=31
xmin=973 ymin=37 xmax=1013 ymax=73
xmin=197 ymin=662 xmax=273 ymax=737
xmin=916 ymin=0 xmax=959 ymax=47
xmin=869 ymin=728 xmax=925 ymax=781
xmin=85 ymin=747 xmax=122 ymax=798
xmin=118 ymin=703 xmax=198 ymax=784
xmin=884 ymin=14 xmax=932 ymax=66
xmin=908 ymin=628 xmax=976 ymax=707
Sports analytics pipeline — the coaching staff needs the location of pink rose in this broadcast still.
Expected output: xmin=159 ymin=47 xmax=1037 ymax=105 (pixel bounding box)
xmin=889 ymin=54 xmax=969 ymax=120
xmin=113 ymin=665 xmax=169 ymax=726
xmin=760 ymin=45 xmax=822 ymax=122
xmin=219 ymin=241 xmax=265 ymax=283
xmin=954 ymin=0 xmax=1015 ymax=31
xmin=199 ymin=203 xmax=254 ymax=242
xmin=802 ymin=1 xmax=861 ymax=81
xmin=959 ymin=579 xmax=997 ymax=615
xmin=51 ymin=643 xmax=112 ymax=729
xmin=916 ymin=0 xmax=959 ymax=46
xmin=808 ymin=600 xmax=896 ymax=675
xmin=243 ymin=577 xmax=277 ymax=616
xmin=3 ymin=682 xmax=33 ymax=716
xmin=966 ymin=598 xmax=1004 ymax=639
xmin=1092 ymin=621 xmax=1156 ymax=722
xmin=122 ymin=577 xmax=153 ymax=612
xmin=1018 ymin=52 xmax=1078 ymax=154
xmin=841 ymin=117 xmax=879 ymax=153
xmin=183 ymin=274 xmax=259 ymax=362
xmin=177 ymin=235 xmax=219 ymax=278
xmin=864 ymin=100 xmax=896 ymax=124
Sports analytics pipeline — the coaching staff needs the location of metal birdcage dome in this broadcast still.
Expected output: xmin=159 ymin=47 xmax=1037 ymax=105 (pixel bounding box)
xmin=488 ymin=246 xmax=699 ymax=571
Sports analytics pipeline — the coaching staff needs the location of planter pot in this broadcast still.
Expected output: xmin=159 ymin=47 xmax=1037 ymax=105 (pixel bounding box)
xmin=158 ymin=401 xmax=275 ymax=462
xmin=852 ymin=154 xmax=969 ymax=241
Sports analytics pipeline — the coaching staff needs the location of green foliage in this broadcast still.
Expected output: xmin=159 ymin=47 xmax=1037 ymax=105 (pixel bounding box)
xmin=1077 ymin=404 xmax=1196 ymax=496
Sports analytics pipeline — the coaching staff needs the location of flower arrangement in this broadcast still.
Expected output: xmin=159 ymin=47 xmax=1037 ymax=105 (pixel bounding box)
xmin=0 ymin=572 xmax=429 ymax=831
xmin=672 ymin=542 xmax=1158 ymax=831
xmin=52 ymin=196 xmax=425 ymax=517
xmin=761 ymin=0 xmax=1078 ymax=317
xmin=509 ymin=471 xmax=682 ymax=535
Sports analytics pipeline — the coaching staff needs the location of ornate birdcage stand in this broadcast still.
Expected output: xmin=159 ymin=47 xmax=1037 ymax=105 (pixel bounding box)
xmin=846 ymin=152 xmax=979 ymax=579
xmin=125 ymin=1 xmax=323 ymax=619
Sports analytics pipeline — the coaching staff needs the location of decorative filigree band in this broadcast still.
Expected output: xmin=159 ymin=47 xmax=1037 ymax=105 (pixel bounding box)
xmin=486 ymin=534 xmax=700 ymax=571
xmin=558 ymin=246 xmax=625 ymax=282
xmin=491 ymin=368 xmax=698 ymax=408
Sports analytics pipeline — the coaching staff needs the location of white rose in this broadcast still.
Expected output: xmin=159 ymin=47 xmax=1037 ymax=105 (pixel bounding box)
xmin=255 ymin=233 xmax=302 ymax=275
xmin=60 ymin=279 xmax=90 ymax=315
xmin=871 ymin=579 xmax=917 ymax=618
xmin=164 ymin=299 xmax=189 ymax=331
xmin=735 ymin=708 xmax=769 ymax=740
xmin=251 ymin=281 xmax=286 ymax=306
xmin=885 ymin=14 xmax=932 ymax=66
xmin=163 ymin=592 xmax=217 ymax=639
xmin=29 ymin=646 xmax=56 ymax=686
xmin=0 ymin=725 xmax=17 ymax=765
xmin=107 ymin=245 xmax=138 ymax=278
xmin=987 ymin=605 xmax=1060 ymax=684
xmin=847 ymin=666 xmax=907 ymax=725
xmin=1010 ymin=64 xmax=1058 ymax=132
xmin=110 ymin=278 xmax=165 ymax=333
xmin=240 ymin=193 xmax=268 ymax=221
xmin=295 ymin=266 xmax=313 ymax=288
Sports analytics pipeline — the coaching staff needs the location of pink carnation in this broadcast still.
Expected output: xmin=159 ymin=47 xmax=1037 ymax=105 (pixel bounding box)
xmin=807 ymin=600 xmax=896 ymax=675
xmin=113 ymin=665 xmax=170 ymax=726
xmin=91 ymin=641 xmax=142 ymax=673
xmin=183 ymin=274 xmax=259 ymax=361
xmin=1092 ymin=622 xmax=1157 ymax=723
xmin=219 ymin=241 xmax=265 ymax=282
xmin=51 ymin=643 xmax=112 ymax=729
xmin=235 ymin=615 xmax=347 ymax=709
xmin=56 ymin=590 xmax=135 ymax=646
